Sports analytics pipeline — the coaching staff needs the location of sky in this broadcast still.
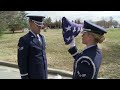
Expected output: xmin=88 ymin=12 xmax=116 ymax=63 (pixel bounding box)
xmin=25 ymin=11 xmax=120 ymax=23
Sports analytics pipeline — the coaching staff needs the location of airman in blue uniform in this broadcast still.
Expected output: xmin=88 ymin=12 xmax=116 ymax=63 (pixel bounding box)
xmin=67 ymin=20 xmax=107 ymax=79
xmin=17 ymin=15 xmax=48 ymax=79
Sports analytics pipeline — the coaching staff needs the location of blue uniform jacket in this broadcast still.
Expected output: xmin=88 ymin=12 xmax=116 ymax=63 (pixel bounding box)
xmin=68 ymin=45 xmax=102 ymax=79
xmin=17 ymin=31 xmax=48 ymax=79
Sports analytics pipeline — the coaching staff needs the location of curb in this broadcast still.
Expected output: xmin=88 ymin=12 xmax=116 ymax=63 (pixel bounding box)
xmin=0 ymin=60 xmax=72 ymax=78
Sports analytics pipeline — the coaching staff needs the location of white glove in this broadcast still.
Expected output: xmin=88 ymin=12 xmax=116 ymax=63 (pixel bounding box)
xmin=69 ymin=36 xmax=75 ymax=48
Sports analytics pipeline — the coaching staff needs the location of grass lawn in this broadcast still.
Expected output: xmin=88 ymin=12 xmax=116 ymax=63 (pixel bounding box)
xmin=0 ymin=29 xmax=120 ymax=79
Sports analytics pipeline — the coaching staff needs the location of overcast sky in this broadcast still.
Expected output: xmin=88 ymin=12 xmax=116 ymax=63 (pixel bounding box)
xmin=26 ymin=11 xmax=120 ymax=22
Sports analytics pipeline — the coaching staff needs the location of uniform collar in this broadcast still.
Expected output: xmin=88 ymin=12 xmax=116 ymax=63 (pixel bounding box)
xmin=84 ymin=44 xmax=97 ymax=51
xmin=30 ymin=30 xmax=37 ymax=37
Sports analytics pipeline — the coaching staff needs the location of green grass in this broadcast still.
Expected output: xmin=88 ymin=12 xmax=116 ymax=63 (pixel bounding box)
xmin=0 ymin=29 xmax=120 ymax=79
xmin=98 ymin=29 xmax=120 ymax=79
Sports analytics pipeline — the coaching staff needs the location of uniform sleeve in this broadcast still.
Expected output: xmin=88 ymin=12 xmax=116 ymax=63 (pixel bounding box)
xmin=68 ymin=46 xmax=80 ymax=60
xmin=75 ymin=56 xmax=96 ymax=79
xmin=17 ymin=37 xmax=29 ymax=79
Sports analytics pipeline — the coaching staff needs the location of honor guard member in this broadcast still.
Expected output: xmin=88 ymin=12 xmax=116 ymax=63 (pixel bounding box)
xmin=17 ymin=14 xmax=48 ymax=79
xmin=68 ymin=20 xmax=107 ymax=79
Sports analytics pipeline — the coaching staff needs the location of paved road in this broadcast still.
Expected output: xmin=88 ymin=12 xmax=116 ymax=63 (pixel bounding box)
xmin=0 ymin=65 xmax=71 ymax=79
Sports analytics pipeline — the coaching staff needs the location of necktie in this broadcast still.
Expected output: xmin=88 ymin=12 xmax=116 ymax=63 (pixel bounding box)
xmin=37 ymin=34 xmax=42 ymax=45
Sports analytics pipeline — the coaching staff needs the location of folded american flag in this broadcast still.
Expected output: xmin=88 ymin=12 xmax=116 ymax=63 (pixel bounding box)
xmin=62 ymin=17 xmax=83 ymax=45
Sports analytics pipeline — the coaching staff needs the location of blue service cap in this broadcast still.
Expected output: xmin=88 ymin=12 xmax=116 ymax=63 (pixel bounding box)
xmin=83 ymin=20 xmax=107 ymax=35
xmin=26 ymin=15 xmax=45 ymax=27
xmin=26 ymin=15 xmax=45 ymax=22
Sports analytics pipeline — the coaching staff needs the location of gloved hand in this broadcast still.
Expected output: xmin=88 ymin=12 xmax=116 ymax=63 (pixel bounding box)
xmin=69 ymin=36 xmax=75 ymax=48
